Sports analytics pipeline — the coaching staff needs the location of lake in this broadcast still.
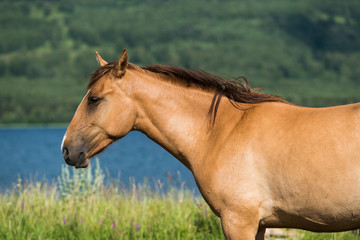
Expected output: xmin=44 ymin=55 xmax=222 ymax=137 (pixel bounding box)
xmin=0 ymin=127 xmax=197 ymax=192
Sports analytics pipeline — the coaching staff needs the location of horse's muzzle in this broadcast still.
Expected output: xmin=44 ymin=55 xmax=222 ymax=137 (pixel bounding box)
xmin=62 ymin=146 xmax=89 ymax=168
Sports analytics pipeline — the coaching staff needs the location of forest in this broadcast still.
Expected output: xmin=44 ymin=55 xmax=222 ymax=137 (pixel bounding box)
xmin=0 ymin=0 xmax=359 ymax=124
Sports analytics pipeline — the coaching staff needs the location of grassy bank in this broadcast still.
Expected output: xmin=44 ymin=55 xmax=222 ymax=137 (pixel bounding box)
xmin=0 ymin=185 xmax=224 ymax=240
xmin=0 ymin=160 xmax=224 ymax=240
xmin=0 ymin=161 xmax=359 ymax=239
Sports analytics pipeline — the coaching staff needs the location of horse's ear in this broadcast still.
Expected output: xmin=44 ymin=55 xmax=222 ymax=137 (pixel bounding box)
xmin=95 ymin=52 xmax=108 ymax=66
xmin=113 ymin=49 xmax=128 ymax=78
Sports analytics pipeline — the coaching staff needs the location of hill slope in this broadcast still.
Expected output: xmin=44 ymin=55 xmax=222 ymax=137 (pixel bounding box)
xmin=1 ymin=0 xmax=359 ymax=124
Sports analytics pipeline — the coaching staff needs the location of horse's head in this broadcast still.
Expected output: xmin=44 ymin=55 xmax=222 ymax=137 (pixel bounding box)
xmin=61 ymin=49 xmax=138 ymax=168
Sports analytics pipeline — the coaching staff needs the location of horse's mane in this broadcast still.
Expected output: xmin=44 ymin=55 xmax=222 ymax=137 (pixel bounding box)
xmin=89 ymin=62 xmax=287 ymax=124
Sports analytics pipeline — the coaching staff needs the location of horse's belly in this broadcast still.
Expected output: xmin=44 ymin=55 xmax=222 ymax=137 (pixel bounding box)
xmin=262 ymin=185 xmax=360 ymax=231
xmin=262 ymin=208 xmax=360 ymax=232
xmin=261 ymin=148 xmax=360 ymax=231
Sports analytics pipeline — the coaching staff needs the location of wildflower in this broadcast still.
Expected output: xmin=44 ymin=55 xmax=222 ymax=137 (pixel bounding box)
xmin=80 ymin=216 xmax=83 ymax=225
xmin=112 ymin=221 xmax=116 ymax=229
xmin=136 ymin=223 xmax=140 ymax=230
xmin=21 ymin=201 xmax=24 ymax=212
xmin=63 ymin=216 xmax=66 ymax=225
xmin=98 ymin=218 xmax=102 ymax=227
xmin=194 ymin=198 xmax=203 ymax=207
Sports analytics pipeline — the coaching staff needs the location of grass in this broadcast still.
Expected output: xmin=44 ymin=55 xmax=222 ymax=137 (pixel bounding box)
xmin=0 ymin=160 xmax=359 ymax=239
xmin=0 ymin=160 xmax=224 ymax=240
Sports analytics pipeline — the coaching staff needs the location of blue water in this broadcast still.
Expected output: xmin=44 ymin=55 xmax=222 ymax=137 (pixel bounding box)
xmin=0 ymin=128 xmax=197 ymax=191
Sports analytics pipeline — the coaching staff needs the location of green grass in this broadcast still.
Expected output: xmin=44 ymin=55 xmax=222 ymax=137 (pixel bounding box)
xmin=0 ymin=160 xmax=224 ymax=240
xmin=293 ymin=231 xmax=360 ymax=240
xmin=0 ymin=160 xmax=359 ymax=239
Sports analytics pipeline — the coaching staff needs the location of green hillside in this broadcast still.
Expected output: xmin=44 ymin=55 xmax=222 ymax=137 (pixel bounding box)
xmin=1 ymin=0 xmax=359 ymax=124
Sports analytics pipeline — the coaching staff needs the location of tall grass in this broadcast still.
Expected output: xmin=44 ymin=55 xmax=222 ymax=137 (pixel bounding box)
xmin=0 ymin=160 xmax=359 ymax=239
xmin=0 ymin=159 xmax=224 ymax=240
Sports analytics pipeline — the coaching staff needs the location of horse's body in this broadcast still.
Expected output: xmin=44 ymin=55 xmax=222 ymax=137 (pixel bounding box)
xmin=61 ymin=50 xmax=360 ymax=239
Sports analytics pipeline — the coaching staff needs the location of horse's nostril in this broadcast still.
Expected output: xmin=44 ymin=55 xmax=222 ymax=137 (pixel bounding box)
xmin=62 ymin=147 xmax=69 ymax=159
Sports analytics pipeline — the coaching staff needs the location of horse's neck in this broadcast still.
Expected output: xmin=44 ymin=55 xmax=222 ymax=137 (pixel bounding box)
xmin=130 ymin=71 xmax=215 ymax=171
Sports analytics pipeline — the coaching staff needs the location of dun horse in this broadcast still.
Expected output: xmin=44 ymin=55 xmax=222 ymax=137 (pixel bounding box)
xmin=61 ymin=49 xmax=360 ymax=240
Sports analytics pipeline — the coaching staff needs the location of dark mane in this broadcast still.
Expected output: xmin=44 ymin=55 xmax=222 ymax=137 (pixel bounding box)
xmin=89 ymin=62 xmax=287 ymax=124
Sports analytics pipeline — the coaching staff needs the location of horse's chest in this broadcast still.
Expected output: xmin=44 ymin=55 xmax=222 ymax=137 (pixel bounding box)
xmin=194 ymin=163 xmax=267 ymax=216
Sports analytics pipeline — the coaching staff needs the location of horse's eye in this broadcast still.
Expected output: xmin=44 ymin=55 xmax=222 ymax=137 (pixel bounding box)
xmin=88 ymin=96 xmax=102 ymax=105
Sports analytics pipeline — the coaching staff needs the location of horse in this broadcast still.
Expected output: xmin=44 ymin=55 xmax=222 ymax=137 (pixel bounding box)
xmin=61 ymin=49 xmax=360 ymax=240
